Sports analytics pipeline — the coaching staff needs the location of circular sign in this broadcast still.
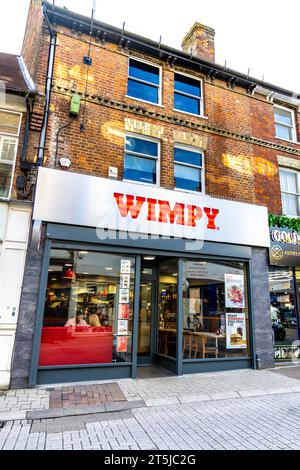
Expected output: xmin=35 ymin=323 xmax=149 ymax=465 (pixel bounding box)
xmin=271 ymin=245 xmax=284 ymax=261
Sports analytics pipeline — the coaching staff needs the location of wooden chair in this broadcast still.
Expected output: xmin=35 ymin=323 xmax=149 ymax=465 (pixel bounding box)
xmin=201 ymin=335 xmax=218 ymax=359
xmin=183 ymin=331 xmax=193 ymax=359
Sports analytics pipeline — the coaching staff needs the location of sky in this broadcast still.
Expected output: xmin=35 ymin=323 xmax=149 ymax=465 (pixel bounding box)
xmin=0 ymin=0 xmax=299 ymax=93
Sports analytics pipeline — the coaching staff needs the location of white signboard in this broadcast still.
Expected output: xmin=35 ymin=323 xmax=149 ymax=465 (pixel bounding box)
xmin=33 ymin=168 xmax=270 ymax=248
xmin=120 ymin=260 xmax=131 ymax=274
xmin=186 ymin=262 xmax=242 ymax=281
xmin=120 ymin=274 xmax=130 ymax=289
xmin=225 ymin=274 xmax=245 ymax=309
xmin=226 ymin=313 xmax=247 ymax=350
xmin=119 ymin=289 xmax=130 ymax=304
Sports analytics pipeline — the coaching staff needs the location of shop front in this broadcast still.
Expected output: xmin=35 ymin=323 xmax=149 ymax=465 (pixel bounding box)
xmin=26 ymin=168 xmax=271 ymax=386
xmin=269 ymin=227 xmax=300 ymax=362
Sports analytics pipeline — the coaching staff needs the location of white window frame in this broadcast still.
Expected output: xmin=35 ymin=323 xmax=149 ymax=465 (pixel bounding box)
xmin=126 ymin=57 xmax=163 ymax=107
xmin=0 ymin=109 xmax=21 ymax=201
xmin=174 ymin=143 xmax=205 ymax=194
xmin=123 ymin=132 xmax=161 ymax=187
xmin=279 ymin=167 xmax=300 ymax=217
xmin=174 ymin=71 xmax=204 ymax=117
xmin=274 ymin=104 xmax=297 ymax=143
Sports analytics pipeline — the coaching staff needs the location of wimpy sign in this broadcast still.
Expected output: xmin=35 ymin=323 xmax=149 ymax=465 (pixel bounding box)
xmin=33 ymin=168 xmax=270 ymax=247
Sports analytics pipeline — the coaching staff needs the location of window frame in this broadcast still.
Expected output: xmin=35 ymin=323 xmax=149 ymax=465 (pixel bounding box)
xmin=0 ymin=109 xmax=22 ymax=201
xmin=127 ymin=57 xmax=162 ymax=106
xmin=274 ymin=104 xmax=297 ymax=143
xmin=123 ymin=132 xmax=161 ymax=187
xmin=174 ymin=143 xmax=205 ymax=194
xmin=279 ymin=167 xmax=300 ymax=217
xmin=174 ymin=71 xmax=204 ymax=117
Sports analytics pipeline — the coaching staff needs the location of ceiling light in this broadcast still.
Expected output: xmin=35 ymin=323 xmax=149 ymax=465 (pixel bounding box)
xmin=143 ymin=256 xmax=156 ymax=261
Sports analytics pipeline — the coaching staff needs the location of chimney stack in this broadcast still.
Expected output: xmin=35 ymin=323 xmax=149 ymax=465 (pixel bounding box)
xmin=182 ymin=22 xmax=215 ymax=63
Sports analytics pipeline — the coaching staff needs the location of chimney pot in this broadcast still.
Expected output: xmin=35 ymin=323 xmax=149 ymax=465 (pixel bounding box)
xmin=182 ymin=22 xmax=215 ymax=63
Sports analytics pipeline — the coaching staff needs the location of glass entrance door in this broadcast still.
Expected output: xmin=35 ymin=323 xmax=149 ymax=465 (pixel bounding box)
xmin=138 ymin=272 xmax=156 ymax=365
xmin=157 ymin=259 xmax=178 ymax=361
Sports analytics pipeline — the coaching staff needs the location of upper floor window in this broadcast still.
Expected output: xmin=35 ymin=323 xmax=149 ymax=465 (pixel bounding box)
xmin=174 ymin=73 xmax=203 ymax=116
xmin=279 ymin=168 xmax=300 ymax=216
xmin=274 ymin=106 xmax=296 ymax=142
xmin=124 ymin=134 xmax=159 ymax=185
xmin=127 ymin=58 xmax=161 ymax=105
xmin=174 ymin=145 xmax=204 ymax=192
xmin=0 ymin=110 xmax=21 ymax=199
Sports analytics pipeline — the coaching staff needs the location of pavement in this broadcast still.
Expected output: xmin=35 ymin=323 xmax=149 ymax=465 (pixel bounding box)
xmin=0 ymin=366 xmax=300 ymax=450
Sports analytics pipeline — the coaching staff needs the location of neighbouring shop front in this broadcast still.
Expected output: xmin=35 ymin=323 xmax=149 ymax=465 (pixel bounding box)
xmin=269 ymin=227 xmax=300 ymax=362
xmin=21 ymin=168 xmax=272 ymax=386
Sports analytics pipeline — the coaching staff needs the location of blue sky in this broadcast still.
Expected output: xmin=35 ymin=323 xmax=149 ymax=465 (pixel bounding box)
xmin=1 ymin=0 xmax=300 ymax=93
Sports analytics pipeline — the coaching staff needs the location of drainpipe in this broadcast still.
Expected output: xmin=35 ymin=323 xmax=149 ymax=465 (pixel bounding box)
xmin=36 ymin=5 xmax=57 ymax=166
xmin=20 ymin=95 xmax=31 ymax=163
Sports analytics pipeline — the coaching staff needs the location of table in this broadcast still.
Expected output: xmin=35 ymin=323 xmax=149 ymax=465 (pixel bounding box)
xmin=183 ymin=331 xmax=226 ymax=359
xmin=159 ymin=329 xmax=226 ymax=359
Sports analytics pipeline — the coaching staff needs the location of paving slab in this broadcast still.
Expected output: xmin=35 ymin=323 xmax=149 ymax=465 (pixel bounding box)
xmin=178 ymin=394 xmax=211 ymax=404
xmin=238 ymin=389 xmax=269 ymax=398
xmin=145 ymin=397 xmax=180 ymax=407
xmin=27 ymin=400 xmax=145 ymax=421
xmin=271 ymin=366 xmax=300 ymax=381
xmin=0 ymin=411 xmax=27 ymax=422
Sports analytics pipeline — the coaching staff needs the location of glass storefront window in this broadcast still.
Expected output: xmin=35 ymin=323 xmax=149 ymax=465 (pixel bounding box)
xmin=182 ymin=260 xmax=250 ymax=360
xmin=157 ymin=259 xmax=178 ymax=359
xmin=39 ymin=250 xmax=135 ymax=367
xmin=269 ymin=267 xmax=299 ymax=360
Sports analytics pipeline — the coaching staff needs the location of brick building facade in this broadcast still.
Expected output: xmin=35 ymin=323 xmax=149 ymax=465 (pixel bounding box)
xmin=0 ymin=52 xmax=35 ymax=389
xmin=9 ymin=0 xmax=300 ymax=388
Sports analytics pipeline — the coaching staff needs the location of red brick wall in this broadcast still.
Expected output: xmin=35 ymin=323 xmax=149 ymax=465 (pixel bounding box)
xmin=21 ymin=0 xmax=44 ymax=83
xmin=18 ymin=7 xmax=300 ymax=218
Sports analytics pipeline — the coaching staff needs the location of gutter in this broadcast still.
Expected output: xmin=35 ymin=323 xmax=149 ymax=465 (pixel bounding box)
xmin=37 ymin=4 xmax=57 ymax=166
xmin=43 ymin=1 xmax=300 ymax=100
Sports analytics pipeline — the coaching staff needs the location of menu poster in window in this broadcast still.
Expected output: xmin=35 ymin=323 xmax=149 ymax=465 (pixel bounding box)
xmin=117 ymin=320 xmax=128 ymax=335
xmin=120 ymin=260 xmax=131 ymax=274
xmin=119 ymin=289 xmax=130 ymax=304
xmin=189 ymin=288 xmax=201 ymax=314
xmin=117 ymin=336 xmax=127 ymax=353
xmin=226 ymin=313 xmax=247 ymax=349
xmin=118 ymin=304 xmax=129 ymax=320
xmin=120 ymin=274 xmax=130 ymax=289
xmin=225 ymin=274 xmax=245 ymax=309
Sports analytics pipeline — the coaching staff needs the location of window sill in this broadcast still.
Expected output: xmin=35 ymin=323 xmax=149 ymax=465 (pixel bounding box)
xmin=275 ymin=136 xmax=299 ymax=145
xmin=174 ymin=109 xmax=208 ymax=120
xmin=125 ymin=95 xmax=164 ymax=108
xmin=174 ymin=187 xmax=206 ymax=196
xmin=123 ymin=178 xmax=159 ymax=188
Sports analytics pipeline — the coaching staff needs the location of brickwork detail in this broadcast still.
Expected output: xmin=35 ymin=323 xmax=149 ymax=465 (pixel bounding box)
xmin=277 ymin=155 xmax=300 ymax=170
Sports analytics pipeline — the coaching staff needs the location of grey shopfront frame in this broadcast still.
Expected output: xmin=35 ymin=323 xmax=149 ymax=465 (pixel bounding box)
xmin=28 ymin=223 xmax=261 ymax=386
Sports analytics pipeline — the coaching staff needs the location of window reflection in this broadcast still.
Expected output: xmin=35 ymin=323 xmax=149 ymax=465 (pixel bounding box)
xmin=182 ymin=260 xmax=250 ymax=360
xmin=39 ymin=250 xmax=135 ymax=366
xmin=158 ymin=259 xmax=178 ymax=359
xmin=269 ymin=267 xmax=299 ymax=348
